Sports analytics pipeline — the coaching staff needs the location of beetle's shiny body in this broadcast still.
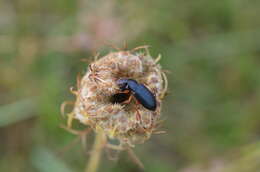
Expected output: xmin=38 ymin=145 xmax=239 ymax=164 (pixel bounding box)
xmin=116 ymin=79 xmax=157 ymax=111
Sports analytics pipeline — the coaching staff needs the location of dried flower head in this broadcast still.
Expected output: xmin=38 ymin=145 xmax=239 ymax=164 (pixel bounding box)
xmin=67 ymin=46 xmax=167 ymax=147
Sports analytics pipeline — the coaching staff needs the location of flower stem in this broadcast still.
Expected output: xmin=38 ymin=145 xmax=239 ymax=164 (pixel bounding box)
xmin=85 ymin=131 xmax=106 ymax=172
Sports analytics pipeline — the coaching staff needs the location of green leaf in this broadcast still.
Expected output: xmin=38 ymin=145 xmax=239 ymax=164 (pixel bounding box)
xmin=0 ymin=98 xmax=37 ymax=127
xmin=31 ymin=147 xmax=73 ymax=172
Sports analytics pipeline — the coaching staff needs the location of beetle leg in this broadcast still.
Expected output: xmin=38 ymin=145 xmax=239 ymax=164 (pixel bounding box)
xmin=132 ymin=98 xmax=142 ymax=123
xmin=118 ymin=90 xmax=130 ymax=94
xmin=115 ymin=90 xmax=132 ymax=104
xmin=121 ymin=94 xmax=132 ymax=104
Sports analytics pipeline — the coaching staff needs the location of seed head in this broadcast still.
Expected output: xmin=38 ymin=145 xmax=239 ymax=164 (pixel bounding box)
xmin=71 ymin=46 xmax=167 ymax=146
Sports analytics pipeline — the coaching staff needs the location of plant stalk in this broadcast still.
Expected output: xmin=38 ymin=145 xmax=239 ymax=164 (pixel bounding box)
xmin=85 ymin=131 xmax=106 ymax=172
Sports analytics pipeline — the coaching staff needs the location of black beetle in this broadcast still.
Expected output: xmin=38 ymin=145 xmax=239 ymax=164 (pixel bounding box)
xmin=116 ymin=79 xmax=157 ymax=111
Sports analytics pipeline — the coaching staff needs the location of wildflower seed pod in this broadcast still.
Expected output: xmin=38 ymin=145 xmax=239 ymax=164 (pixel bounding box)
xmin=73 ymin=47 xmax=167 ymax=146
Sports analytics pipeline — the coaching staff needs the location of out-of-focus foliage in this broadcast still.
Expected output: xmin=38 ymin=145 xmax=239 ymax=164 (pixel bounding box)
xmin=0 ymin=0 xmax=260 ymax=171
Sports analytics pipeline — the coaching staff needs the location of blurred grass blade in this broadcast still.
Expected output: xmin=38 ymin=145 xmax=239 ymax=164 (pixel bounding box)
xmin=31 ymin=147 xmax=72 ymax=172
xmin=0 ymin=98 xmax=37 ymax=127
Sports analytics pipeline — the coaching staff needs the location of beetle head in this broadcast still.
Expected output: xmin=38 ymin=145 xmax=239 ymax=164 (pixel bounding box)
xmin=116 ymin=79 xmax=129 ymax=90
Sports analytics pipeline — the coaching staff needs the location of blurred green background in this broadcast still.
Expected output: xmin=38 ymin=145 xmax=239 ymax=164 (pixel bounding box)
xmin=1 ymin=0 xmax=260 ymax=171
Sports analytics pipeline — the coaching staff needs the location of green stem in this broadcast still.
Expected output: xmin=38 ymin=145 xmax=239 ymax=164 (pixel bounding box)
xmin=85 ymin=131 xmax=106 ymax=172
